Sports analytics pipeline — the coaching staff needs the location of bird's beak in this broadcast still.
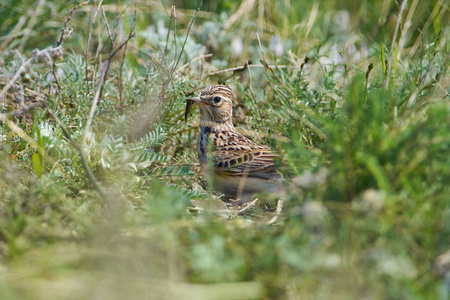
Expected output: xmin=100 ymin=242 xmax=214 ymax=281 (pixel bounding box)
xmin=185 ymin=97 xmax=210 ymax=122
xmin=188 ymin=96 xmax=200 ymax=102
xmin=187 ymin=96 xmax=209 ymax=105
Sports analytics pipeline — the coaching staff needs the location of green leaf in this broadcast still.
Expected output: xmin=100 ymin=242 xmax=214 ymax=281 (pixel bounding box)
xmin=36 ymin=126 xmax=45 ymax=165
xmin=32 ymin=153 xmax=42 ymax=178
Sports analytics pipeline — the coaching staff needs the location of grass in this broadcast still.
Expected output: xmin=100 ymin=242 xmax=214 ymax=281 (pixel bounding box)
xmin=0 ymin=0 xmax=449 ymax=299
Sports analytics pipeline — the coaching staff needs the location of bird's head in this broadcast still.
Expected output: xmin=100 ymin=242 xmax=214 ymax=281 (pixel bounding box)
xmin=186 ymin=85 xmax=235 ymax=125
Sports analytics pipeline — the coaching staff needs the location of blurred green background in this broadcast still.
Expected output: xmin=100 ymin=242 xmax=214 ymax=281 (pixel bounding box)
xmin=0 ymin=0 xmax=449 ymax=299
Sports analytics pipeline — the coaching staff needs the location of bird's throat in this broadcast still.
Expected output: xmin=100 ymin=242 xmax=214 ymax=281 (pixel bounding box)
xmin=199 ymin=119 xmax=234 ymax=130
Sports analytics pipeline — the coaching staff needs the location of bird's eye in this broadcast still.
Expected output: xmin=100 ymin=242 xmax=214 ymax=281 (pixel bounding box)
xmin=213 ymin=96 xmax=221 ymax=104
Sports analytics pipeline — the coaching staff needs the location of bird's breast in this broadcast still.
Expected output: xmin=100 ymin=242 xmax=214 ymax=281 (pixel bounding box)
xmin=198 ymin=126 xmax=212 ymax=165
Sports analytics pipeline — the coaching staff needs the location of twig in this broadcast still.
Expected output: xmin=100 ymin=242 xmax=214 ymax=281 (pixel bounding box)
xmin=236 ymin=167 xmax=250 ymax=201
xmin=0 ymin=113 xmax=38 ymax=149
xmin=266 ymin=198 xmax=284 ymax=224
xmin=152 ymin=52 xmax=172 ymax=78
xmin=110 ymin=31 xmax=136 ymax=59
xmin=57 ymin=1 xmax=90 ymax=47
xmin=434 ymin=76 xmax=450 ymax=98
xmin=164 ymin=6 xmax=176 ymax=55
xmin=82 ymin=60 xmax=108 ymax=146
xmin=256 ymin=33 xmax=265 ymax=61
xmin=102 ymin=6 xmax=114 ymax=44
xmin=176 ymin=53 xmax=213 ymax=74
xmin=203 ymin=63 xmax=292 ymax=78
xmin=231 ymin=198 xmax=260 ymax=215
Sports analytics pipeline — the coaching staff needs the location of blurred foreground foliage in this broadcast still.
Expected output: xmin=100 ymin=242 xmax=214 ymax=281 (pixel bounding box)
xmin=0 ymin=0 xmax=449 ymax=299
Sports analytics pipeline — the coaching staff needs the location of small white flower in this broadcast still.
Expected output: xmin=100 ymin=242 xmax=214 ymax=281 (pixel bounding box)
xmin=270 ymin=35 xmax=283 ymax=58
xmin=231 ymin=37 xmax=243 ymax=59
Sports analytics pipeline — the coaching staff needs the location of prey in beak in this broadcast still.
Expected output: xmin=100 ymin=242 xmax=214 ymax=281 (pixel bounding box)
xmin=185 ymin=98 xmax=195 ymax=122
xmin=185 ymin=96 xmax=210 ymax=122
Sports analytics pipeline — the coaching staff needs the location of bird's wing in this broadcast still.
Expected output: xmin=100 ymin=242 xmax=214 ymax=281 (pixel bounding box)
xmin=213 ymin=132 xmax=280 ymax=180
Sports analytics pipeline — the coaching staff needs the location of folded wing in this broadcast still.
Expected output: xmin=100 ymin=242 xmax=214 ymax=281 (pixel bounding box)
xmin=213 ymin=132 xmax=280 ymax=180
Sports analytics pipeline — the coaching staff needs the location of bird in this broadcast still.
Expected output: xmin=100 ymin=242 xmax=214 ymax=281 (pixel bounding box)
xmin=186 ymin=85 xmax=282 ymax=202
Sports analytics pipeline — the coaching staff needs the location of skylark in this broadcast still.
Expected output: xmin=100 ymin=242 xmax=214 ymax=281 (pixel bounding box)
xmin=186 ymin=85 xmax=281 ymax=201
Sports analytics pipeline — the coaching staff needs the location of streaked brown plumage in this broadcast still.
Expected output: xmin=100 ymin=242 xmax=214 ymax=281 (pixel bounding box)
xmin=186 ymin=85 xmax=281 ymax=200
